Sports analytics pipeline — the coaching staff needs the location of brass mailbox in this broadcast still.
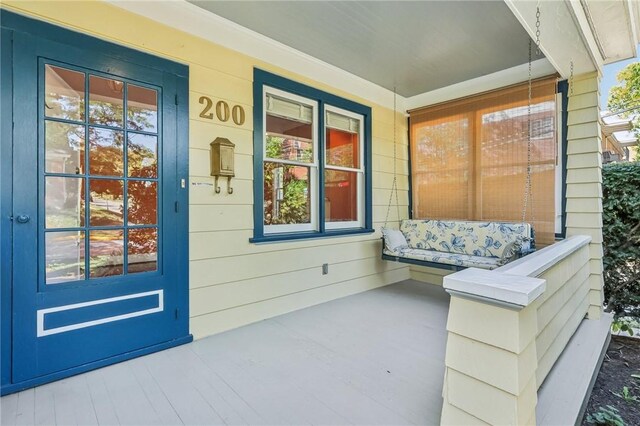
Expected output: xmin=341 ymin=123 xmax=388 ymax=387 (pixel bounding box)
xmin=210 ymin=137 xmax=235 ymax=194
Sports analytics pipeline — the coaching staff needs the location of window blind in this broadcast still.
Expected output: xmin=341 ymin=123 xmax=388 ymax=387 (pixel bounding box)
xmin=409 ymin=77 xmax=558 ymax=246
xmin=266 ymin=93 xmax=313 ymax=123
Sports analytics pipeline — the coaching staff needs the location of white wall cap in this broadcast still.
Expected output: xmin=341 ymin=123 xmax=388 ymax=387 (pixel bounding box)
xmin=443 ymin=268 xmax=546 ymax=308
xmin=497 ymin=235 xmax=592 ymax=278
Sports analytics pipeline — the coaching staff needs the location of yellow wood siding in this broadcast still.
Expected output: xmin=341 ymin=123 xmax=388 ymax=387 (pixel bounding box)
xmin=2 ymin=1 xmax=411 ymax=338
xmin=565 ymin=72 xmax=604 ymax=319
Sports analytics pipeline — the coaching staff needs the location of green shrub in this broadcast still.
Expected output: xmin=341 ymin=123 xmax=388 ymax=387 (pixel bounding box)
xmin=587 ymin=405 xmax=625 ymax=426
xmin=602 ymin=162 xmax=640 ymax=318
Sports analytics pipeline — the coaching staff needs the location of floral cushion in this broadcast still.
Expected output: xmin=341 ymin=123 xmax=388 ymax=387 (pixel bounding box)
xmin=383 ymin=247 xmax=502 ymax=270
xmin=399 ymin=219 xmax=531 ymax=262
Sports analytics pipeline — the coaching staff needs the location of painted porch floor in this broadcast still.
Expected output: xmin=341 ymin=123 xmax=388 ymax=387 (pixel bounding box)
xmin=1 ymin=280 xmax=450 ymax=426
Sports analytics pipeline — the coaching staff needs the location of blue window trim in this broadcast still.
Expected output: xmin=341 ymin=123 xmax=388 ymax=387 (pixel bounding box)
xmin=557 ymin=80 xmax=569 ymax=239
xmin=251 ymin=69 xmax=373 ymax=243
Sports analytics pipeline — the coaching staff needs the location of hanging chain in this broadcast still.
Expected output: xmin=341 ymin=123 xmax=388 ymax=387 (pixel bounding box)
xmin=535 ymin=6 xmax=541 ymax=55
xmin=384 ymin=88 xmax=401 ymax=228
xmin=570 ymin=59 xmax=575 ymax=96
xmin=522 ymin=5 xmax=540 ymax=224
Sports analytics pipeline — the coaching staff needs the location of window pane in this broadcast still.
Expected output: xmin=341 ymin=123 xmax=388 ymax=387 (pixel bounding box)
xmin=263 ymin=162 xmax=311 ymax=225
xmin=45 ymin=65 xmax=85 ymax=122
xmin=128 ymin=133 xmax=157 ymax=178
xmin=89 ymin=229 xmax=124 ymax=278
xmin=326 ymin=128 xmax=359 ymax=169
xmin=89 ymin=179 xmax=124 ymax=226
xmin=128 ymin=228 xmax=157 ymax=274
xmin=89 ymin=127 xmax=124 ymax=176
xmin=411 ymin=115 xmax=472 ymax=220
xmin=46 ymin=231 xmax=85 ymax=284
xmin=127 ymin=180 xmax=157 ymax=225
xmin=127 ymin=84 xmax=158 ymax=133
xmin=266 ymin=113 xmax=313 ymax=163
xmin=45 ymin=176 xmax=85 ymax=228
xmin=89 ymin=75 xmax=124 ymax=127
xmin=325 ymin=169 xmax=358 ymax=222
xmin=45 ymin=121 xmax=85 ymax=174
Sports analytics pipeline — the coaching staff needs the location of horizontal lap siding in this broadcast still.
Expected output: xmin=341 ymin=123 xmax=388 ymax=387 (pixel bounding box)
xmin=565 ymin=72 xmax=604 ymax=320
xmin=533 ymin=245 xmax=590 ymax=387
xmin=4 ymin=1 xmax=411 ymax=339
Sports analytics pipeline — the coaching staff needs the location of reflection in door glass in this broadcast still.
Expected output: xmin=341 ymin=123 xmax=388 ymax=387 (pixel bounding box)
xmin=89 ymin=230 xmax=124 ymax=278
xmin=127 ymin=180 xmax=157 ymax=225
xmin=89 ymin=127 xmax=124 ymax=176
xmin=128 ymin=228 xmax=157 ymax=274
xmin=46 ymin=231 xmax=86 ymax=284
xmin=89 ymin=75 xmax=124 ymax=128
xmin=127 ymin=85 xmax=158 ymax=132
xmin=45 ymin=65 xmax=85 ymax=122
xmin=128 ymin=133 xmax=157 ymax=178
xmin=45 ymin=176 xmax=85 ymax=229
xmin=45 ymin=121 xmax=85 ymax=174
xmin=89 ymin=179 xmax=124 ymax=226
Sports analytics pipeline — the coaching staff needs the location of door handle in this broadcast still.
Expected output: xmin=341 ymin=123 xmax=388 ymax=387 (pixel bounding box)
xmin=15 ymin=214 xmax=30 ymax=224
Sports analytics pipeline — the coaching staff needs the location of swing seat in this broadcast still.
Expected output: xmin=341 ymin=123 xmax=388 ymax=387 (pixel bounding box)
xmin=382 ymin=219 xmax=535 ymax=271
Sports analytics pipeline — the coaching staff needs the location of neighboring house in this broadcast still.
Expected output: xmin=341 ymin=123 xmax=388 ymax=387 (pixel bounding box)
xmin=1 ymin=1 xmax=639 ymax=425
xmin=601 ymin=112 xmax=639 ymax=162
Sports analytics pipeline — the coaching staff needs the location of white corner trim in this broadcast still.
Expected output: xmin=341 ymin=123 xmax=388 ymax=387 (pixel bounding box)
xmin=106 ymin=0 xmax=403 ymax=112
xmin=497 ymin=235 xmax=592 ymax=278
xmin=37 ymin=290 xmax=164 ymax=337
xmin=404 ymin=58 xmax=557 ymax=111
xmin=443 ymin=268 xmax=546 ymax=308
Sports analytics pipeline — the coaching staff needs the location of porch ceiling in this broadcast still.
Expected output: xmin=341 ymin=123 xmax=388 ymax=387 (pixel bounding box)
xmin=187 ymin=0 xmax=544 ymax=97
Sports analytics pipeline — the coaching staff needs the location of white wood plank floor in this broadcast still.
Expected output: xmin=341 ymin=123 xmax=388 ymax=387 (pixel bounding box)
xmin=1 ymin=280 xmax=449 ymax=426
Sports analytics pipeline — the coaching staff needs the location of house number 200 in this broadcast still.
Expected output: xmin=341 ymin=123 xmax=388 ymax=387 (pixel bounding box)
xmin=199 ymin=96 xmax=246 ymax=126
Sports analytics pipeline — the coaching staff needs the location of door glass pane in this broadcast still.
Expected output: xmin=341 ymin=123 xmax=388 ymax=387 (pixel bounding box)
xmin=127 ymin=85 xmax=158 ymax=133
xmin=127 ymin=180 xmax=157 ymax=225
xmin=45 ymin=65 xmax=85 ymax=122
xmin=263 ymin=162 xmax=311 ymax=225
xmin=45 ymin=121 xmax=85 ymax=174
xmin=89 ymin=179 xmax=124 ymax=226
xmin=89 ymin=229 xmax=124 ymax=278
xmin=45 ymin=176 xmax=85 ymax=228
xmin=325 ymin=170 xmax=358 ymax=222
xmin=326 ymin=127 xmax=359 ymax=169
xmin=89 ymin=127 xmax=124 ymax=176
xmin=46 ymin=231 xmax=85 ymax=284
xmin=128 ymin=133 xmax=157 ymax=178
xmin=89 ymin=75 xmax=124 ymax=127
xmin=266 ymin=113 xmax=313 ymax=163
xmin=128 ymin=228 xmax=157 ymax=274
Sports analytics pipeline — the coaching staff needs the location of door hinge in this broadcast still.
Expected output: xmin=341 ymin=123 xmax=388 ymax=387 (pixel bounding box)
xmin=175 ymin=308 xmax=179 ymax=319
xmin=174 ymin=201 xmax=179 ymax=213
xmin=175 ymin=94 xmax=178 ymax=105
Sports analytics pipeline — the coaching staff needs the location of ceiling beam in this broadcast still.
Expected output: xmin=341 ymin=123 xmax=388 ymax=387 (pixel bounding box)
xmin=504 ymin=0 xmax=600 ymax=78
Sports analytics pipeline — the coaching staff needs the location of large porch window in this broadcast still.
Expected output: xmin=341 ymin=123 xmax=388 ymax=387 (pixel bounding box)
xmin=409 ymin=77 xmax=559 ymax=246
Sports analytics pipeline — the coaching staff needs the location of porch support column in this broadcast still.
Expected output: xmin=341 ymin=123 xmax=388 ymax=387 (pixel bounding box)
xmin=565 ymin=72 xmax=604 ymax=320
xmin=440 ymin=269 xmax=545 ymax=425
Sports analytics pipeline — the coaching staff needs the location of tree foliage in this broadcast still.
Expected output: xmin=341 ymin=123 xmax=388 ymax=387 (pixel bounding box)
xmin=607 ymin=62 xmax=640 ymax=137
xmin=602 ymin=162 xmax=640 ymax=317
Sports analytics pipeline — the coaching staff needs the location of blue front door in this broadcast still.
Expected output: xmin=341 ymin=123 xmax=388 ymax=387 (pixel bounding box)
xmin=4 ymin=16 xmax=190 ymax=392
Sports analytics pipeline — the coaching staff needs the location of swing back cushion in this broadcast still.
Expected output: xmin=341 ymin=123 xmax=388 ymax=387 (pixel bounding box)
xmin=384 ymin=219 xmax=532 ymax=270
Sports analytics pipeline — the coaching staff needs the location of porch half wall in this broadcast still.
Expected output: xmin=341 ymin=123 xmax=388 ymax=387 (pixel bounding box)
xmin=2 ymin=1 xmax=411 ymax=339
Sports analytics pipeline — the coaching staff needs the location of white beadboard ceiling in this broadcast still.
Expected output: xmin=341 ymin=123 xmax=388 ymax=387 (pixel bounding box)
xmin=188 ymin=0 xmax=544 ymax=97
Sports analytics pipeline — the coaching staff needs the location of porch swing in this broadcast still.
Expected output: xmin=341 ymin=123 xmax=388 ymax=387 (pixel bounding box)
xmin=380 ymin=9 xmax=545 ymax=271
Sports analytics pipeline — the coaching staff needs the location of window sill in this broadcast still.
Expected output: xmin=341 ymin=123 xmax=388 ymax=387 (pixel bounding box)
xmin=250 ymin=228 xmax=375 ymax=244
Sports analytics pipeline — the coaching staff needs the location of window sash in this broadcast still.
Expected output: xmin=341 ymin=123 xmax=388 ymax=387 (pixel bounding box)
xmin=263 ymin=87 xmax=319 ymax=234
xmin=324 ymin=105 xmax=365 ymax=229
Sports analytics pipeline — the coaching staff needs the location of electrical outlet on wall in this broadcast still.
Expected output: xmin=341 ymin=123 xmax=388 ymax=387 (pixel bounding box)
xmin=322 ymin=263 xmax=329 ymax=275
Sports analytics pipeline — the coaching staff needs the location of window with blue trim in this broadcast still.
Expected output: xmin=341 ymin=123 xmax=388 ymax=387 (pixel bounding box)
xmin=252 ymin=69 xmax=373 ymax=242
